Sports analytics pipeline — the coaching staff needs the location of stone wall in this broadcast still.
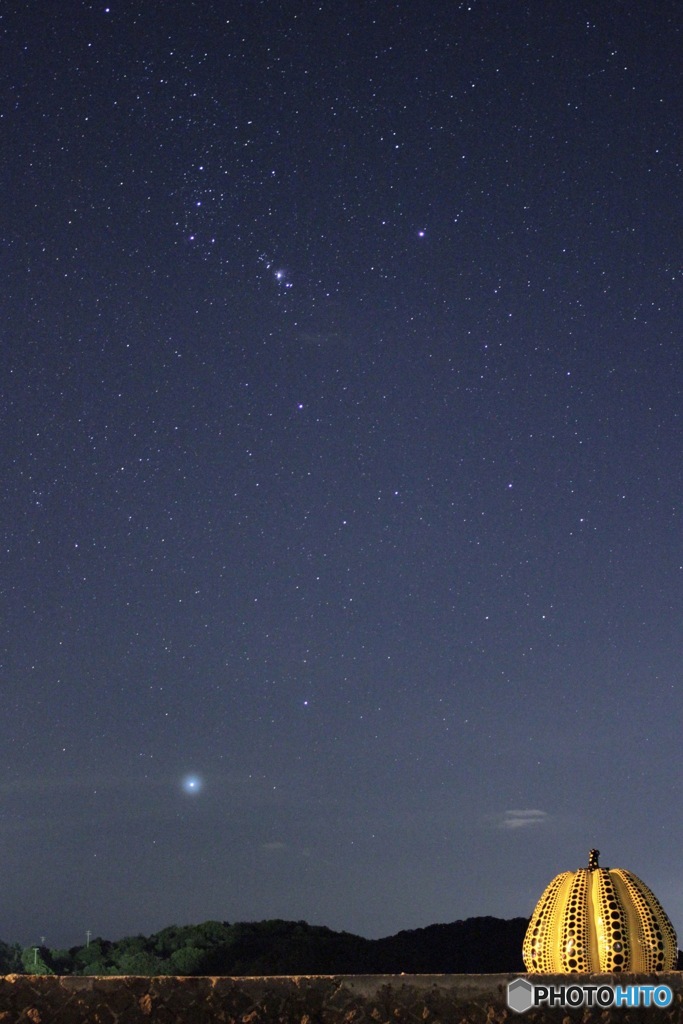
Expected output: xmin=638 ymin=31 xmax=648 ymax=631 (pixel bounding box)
xmin=1 ymin=972 xmax=683 ymax=1023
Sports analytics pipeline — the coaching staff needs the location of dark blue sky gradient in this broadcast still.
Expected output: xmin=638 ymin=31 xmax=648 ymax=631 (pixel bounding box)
xmin=2 ymin=0 xmax=681 ymax=948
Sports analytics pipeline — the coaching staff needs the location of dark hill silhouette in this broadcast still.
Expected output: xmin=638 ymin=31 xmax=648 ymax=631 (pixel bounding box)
xmin=163 ymin=917 xmax=529 ymax=976
xmin=13 ymin=918 xmax=683 ymax=975
xmin=12 ymin=916 xmax=528 ymax=976
xmin=370 ymin=917 xmax=528 ymax=973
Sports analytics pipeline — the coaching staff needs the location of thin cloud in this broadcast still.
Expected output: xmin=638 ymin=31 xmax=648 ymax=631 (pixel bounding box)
xmin=500 ymin=809 xmax=548 ymax=830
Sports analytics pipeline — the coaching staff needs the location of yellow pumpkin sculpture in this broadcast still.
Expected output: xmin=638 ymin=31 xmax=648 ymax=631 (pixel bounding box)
xmin=523 ymin=849 xmax=677 ymax=973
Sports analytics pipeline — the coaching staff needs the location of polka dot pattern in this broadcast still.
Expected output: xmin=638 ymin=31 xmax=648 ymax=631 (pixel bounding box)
xmin=523 ymin=853 xmax=677 ymax=973
xmin=522 ymin=871 xmax=572 ymax=972
xmin=613 ymin=869 xmax=678 ymax=972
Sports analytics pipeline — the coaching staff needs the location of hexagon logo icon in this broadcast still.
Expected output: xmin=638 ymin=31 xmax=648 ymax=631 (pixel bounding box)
xmin=507 ymin=978 xmax=534 ymax=1014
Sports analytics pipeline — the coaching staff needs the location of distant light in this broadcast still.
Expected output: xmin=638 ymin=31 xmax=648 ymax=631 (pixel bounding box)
xmin=181 ymin=774 xmax=203 ymax=794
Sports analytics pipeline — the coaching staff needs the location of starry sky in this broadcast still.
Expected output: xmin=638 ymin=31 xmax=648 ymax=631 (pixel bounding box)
xmin=2 ymin=0 xmax=682 ymax=951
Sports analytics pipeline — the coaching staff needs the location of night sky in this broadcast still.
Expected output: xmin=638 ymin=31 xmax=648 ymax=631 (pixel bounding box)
xmin=2 ymin=1 xmax=682 ymax=951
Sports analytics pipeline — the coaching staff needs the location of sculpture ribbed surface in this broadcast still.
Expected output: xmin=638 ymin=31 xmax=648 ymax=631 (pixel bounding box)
xmin=523 ymin=850 xmax=677 ymax=972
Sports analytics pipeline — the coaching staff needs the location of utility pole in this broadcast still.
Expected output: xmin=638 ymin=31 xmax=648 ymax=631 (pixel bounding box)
xmin=33 ymin=947 xmax=39 ymax=966
xmin=86 ymin=930 xmax=91 ymax=948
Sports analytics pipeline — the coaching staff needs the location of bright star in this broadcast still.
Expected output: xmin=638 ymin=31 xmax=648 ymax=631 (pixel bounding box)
xmin=181 ymin=774 xmax=203 ymax=794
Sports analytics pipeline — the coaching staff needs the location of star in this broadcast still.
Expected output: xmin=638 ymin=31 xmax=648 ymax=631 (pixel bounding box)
xmin=181 ymin=774 xmax=203 ymax=795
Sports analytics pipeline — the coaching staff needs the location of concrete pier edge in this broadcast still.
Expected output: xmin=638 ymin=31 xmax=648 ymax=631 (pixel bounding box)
xmin=1 ymin=971 xmax=683 ymax=1022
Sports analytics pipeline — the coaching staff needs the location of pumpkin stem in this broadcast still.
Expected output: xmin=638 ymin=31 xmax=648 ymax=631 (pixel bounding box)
xmin=588 ymin=849 xmax=600 ymax=870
